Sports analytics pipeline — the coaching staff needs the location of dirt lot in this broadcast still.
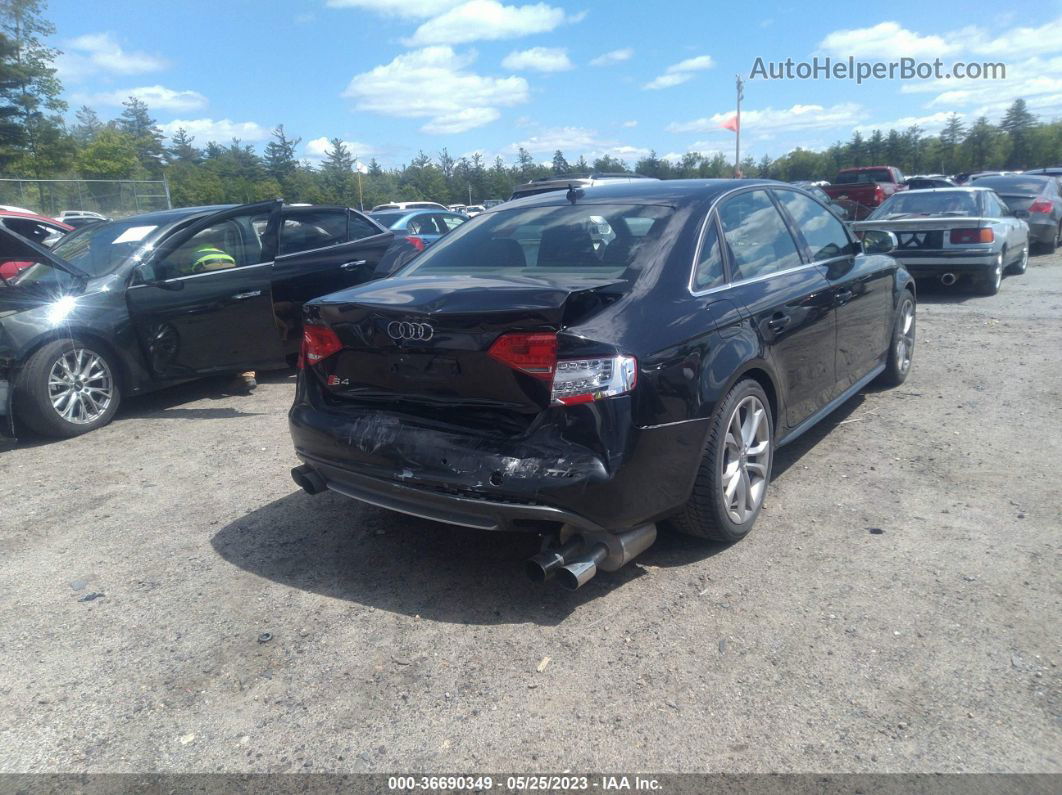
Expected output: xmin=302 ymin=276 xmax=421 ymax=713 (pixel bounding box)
xmin=1 ymin=252 xmax=1059 ymax=775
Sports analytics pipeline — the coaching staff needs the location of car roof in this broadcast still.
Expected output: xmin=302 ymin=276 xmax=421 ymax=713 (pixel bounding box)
xmin=497 ymin=178 xmax=782 ymax=210
xmin=0 ymin=210 xmax=73 ymax=228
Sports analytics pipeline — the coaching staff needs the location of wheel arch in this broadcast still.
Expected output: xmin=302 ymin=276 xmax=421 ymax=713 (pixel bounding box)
xmin=14 ymin=327 xmax=132 ymax=393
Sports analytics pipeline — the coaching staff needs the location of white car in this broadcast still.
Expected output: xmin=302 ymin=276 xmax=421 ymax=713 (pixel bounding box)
xmin=852 ymin=186 xmax=1029 ymax=295
xmin=371 ymin=201 xmax=447 ymax=212
xmin=464 ymin=205 xmax=485 ymax=217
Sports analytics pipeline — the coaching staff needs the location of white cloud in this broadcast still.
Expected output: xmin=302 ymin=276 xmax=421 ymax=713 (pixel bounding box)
xmin=668 ymin=103 xmax=865 ymax=135
xmin=590 ymin=48 xmax=633 ymax=67
xmin=326 ymin=0 xmax=464 ymax=17
xmin=818 ymin=16 xmax=1062 ymax=60
xmin=159 ymin=118 xmax=269 ymax=143
xmin=304 ymin=137 xmax=381 ymax=164
xmin=57 ymin=32 xmax=167 ymax=81
xmin=501 ymin=46 xmax=572 ymax=72
xmin=511 ymin=126 xmax=649 ymax=161
xmin=75 ymin=85 xmax=208 ymax=112
xmin=644 ymin=54 xmax=714 ymax=90
xmin=899 ymin=55 xmax=1062 ymax=119
xmin=644 ymin=73 xmax=693 ymax=90
xmin=818 ymin=22 xmax=958 ymax=59
xmin=342 ymin=46 xmax=528 ymax=134
xmin=405 ymin=1 xmax=575 ymax=46
xmin=621 ymin=120 xmax=638 ymax=128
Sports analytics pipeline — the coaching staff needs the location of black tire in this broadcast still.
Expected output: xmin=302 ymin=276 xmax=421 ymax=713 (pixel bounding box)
xmin=976 ymin=253 xmax=1003 ymax=296
xmin=13 ymin=339 xmax=121 ymax=438
xmin=1041 ymin=229 xmax=1057 ymax=255
xmin=1006 ymin=244 xmax=1029 ymax=275
xmin=877 ymin=291 xmax=916 ymax=388
xmin=669 ymin=379 xmax=774 ymax=543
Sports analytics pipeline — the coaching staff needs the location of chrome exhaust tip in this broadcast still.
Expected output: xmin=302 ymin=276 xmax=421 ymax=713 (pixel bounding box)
xmin=557 ymin=544 xmax=609 ymax=591
xmin=940 ymin=272 xmax=957 ymax=286
xmin=291 ymin=464 xmax=326 ymax=495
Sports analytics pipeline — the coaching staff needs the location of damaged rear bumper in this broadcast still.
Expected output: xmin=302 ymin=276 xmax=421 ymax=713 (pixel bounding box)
xmin=288 ymin=397 xmax=708 ymax=533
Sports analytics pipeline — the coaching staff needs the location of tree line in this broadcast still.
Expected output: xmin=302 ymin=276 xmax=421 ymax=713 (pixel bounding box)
xmin=1 ymin=0 xmax=1060 ymax=216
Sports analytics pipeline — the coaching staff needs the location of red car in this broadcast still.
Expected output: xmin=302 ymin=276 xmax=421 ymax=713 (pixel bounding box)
xmin=822 ymin=166 xmax=908 ymax=219
xmin=0 ymin=211 xmax=73 ymax=280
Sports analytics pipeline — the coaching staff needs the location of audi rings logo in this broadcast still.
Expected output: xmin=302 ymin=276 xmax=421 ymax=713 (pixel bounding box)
xmin=387 ymin=321 xmax=434 ymax=342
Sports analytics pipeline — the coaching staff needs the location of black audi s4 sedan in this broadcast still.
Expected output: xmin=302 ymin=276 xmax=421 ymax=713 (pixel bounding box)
xmin=289 ymin=180 xmax=916 ymax=588
xmin=0 ymin=200 xmax=396 ymax=438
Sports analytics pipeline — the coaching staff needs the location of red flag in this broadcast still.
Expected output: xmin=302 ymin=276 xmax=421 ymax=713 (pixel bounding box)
xmin=721 ymin=115 xmax=739 ymax=133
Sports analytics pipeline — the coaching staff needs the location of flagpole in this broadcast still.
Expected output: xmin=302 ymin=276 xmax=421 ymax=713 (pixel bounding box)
xmin=735 ymin=74 xmax=744 ymax=177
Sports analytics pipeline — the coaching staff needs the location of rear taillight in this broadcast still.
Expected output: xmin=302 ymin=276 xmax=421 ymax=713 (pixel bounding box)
xmin=299 ymin=324 xmax=343 ymax=368
xmin=874 ymin=185 xmax=886 ymax=203
xmin=950 ymin=228 xmax=994 ymax=244
xmin=407 ymin=235 xmax=426 ymax=252
xmin=488 ymin=332 xmax=637 ymax=405
xmin=487 ymin=332 xmax=556 ymax=379
xmin=1028 ymin=200 xmax=1053 ymax=215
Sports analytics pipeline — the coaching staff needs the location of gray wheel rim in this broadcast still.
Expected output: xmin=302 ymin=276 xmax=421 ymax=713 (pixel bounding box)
xmin=895 ymin=299 xmax=915 ymax=374
xmin=721 ymin=395 xmax=770 ymax=524
xmin=1018 ymin=246 xmax=1028 ymax=272
xmin=992 ymin=256 xmax=1002 ymax=289
xmin=48 ymin=348 xmax=114 ymax=424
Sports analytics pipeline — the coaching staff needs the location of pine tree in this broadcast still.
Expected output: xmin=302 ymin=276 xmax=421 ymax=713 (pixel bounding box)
xmin=573 ymin=154 xmax=589 ymax=173
xmin=1000 ymin=99 xmax=1037 ymax=169
xmin=321 ymin=137 xmax=355 ymax=202
xmin=0 ymin=32 xmax=25 ymax=169
xmin=551 ymin=149 xmax=570 ymax=175
xmin=263 ymin=124 xmax=299 ymax=181
xmin=166 ymin=127 xmax=201 ymax=164
xmin=963 ymin=117 xmax=996 ymax=171
xmin=117 ymin=97 xmax=164 ymax=176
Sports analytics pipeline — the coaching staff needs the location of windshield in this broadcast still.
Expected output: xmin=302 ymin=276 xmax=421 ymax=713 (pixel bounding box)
xmin=835 ymin=169 xmax=894 ymax=184
xmin=869 ymin=191 xmax=980 ymax=219
xmin=404 ymin=203 xmax=675 ymax=283
xmin=972 ymin=176 xmax=1048 ymax=196
xmin=51 ymin=217 xmax=160 ymax=277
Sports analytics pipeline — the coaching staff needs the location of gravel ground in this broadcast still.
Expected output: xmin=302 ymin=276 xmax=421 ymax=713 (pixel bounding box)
xmin=1 ymin=251 xmax=1059 ymax=775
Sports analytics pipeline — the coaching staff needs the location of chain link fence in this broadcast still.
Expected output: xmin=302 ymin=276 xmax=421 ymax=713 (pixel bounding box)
xmin=0 ymin=178 xmax=172 ymax=219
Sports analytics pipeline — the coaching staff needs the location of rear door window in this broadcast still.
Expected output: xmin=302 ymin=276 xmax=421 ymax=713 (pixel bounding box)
xmin=278 ymin=209 xmax=348 ymax=256
xmin=717 ymin=190 xmax=803 ymax=281
xmin=774 ymin=189 xmax=853 ymax=262
xmin=692 ymin=217 xmax=725 ymax=292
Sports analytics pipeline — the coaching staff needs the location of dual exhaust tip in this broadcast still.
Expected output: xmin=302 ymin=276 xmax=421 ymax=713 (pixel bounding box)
xmin=293 ymin=464 xmax=655 ymax=591
xmin=525 ymin=525 xmax=657 ymax=591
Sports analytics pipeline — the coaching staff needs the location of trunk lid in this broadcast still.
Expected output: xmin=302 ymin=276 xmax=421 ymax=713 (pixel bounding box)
xmin=306 ymin=274 xmax=624 ymax=428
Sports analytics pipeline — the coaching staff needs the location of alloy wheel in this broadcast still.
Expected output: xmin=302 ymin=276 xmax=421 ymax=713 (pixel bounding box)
xmin=48 ymin=348 xmax=114 ymax=424
xmin=721 ymin=395 xmax=770 ymax=524
xmin=992 ymin=256 xmax=1003 ymax=290
xmin=895 ymin=299 xmax=915 ymax=374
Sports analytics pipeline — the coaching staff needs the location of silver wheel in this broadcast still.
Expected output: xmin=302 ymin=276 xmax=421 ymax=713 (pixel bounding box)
xmin=992 ymin=256 xmax=1003 ymax=289
xmin=721 ymin=395 xmax=770 ymax=524
xmin=895 ymin=299 xmax=915 ymax=374
xmin=1017 ymin=246 xmax=1028 ymax=273
xmin=48 ymin=348 xmax=114 ymax=425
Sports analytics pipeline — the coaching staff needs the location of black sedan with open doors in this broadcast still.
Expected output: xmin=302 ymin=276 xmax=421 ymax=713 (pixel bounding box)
xmin=0 ymin=200 xmax=396 ymax=438
xmin=289 ymin=179 xmax=917 ymax=590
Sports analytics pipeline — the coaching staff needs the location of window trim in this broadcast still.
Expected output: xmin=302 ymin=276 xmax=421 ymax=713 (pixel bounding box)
xmin=689 ymin=185 xmax=814 ymax=297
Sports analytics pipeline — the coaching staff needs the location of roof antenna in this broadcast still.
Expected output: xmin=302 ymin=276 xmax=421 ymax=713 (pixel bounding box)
xmin=566 ymin=183 xmax=582 ymax=204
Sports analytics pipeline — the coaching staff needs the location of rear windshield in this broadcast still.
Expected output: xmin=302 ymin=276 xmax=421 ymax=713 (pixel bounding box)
xmin=51 ymin=217 xmax=160 ymax=276
xmin=835 ymin=169 xmax=893 ymax=184
xmin=971 ymin=176 xmax=1048 ymax=195
xmin=404 ymin=203 xmax=674 ymax=282
xmin=369 ymin=211 xmax=406 ymax=227
xmin=869 ymin=191 xmax=980 ymax=219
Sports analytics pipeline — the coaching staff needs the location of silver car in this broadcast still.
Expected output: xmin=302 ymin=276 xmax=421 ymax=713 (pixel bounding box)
xmin=852 ymin=187 xmax=1029 ymax=296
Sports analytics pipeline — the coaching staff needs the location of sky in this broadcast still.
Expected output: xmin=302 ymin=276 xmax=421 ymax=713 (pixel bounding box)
xmin=47 ymin=0 xmax=1062 ymax=168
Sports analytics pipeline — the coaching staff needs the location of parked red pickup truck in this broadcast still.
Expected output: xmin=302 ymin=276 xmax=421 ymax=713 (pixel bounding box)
xmin=821 ymin=166 xmax=907 ymax=219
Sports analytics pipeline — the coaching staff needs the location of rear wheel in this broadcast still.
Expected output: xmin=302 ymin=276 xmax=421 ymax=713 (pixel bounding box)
xmin=877 ymin=292 xmax=915 ymax=387
xmin=1007 ymin=244 xmax=1029 ymax=275
xmin=14 ymin=339 xmax=121 ymax=438
xmin=976 ymin=253 xmax=1003 ymax=295
xmin=670 ymin=379 xmax=773 ymax=543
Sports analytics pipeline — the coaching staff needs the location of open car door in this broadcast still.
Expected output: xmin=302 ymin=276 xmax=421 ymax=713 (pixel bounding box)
xmin=125 ymin=200 xmax=286 ymax=379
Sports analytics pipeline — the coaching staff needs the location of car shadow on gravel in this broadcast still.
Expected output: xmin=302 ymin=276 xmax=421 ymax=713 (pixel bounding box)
xmin=211 ymin=489 xmax=725 ymax=625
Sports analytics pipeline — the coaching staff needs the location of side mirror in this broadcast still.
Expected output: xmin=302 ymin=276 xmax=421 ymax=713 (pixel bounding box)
xmin=861 ymin=229 xmax=898 ymax=255
xmin=1014 ymin=209 xmax=1030 ymax=219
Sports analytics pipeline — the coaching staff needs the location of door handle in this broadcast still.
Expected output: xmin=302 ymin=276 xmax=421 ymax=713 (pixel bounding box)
xmin=834 ymin=288 xmax=854 ymax=305
xmin=766 ymin=314 xmax=790 ymax=332
xmin=231 ymin=290 xmax=262 ymax=300
xmin=340 ymin=260 xmax=367 ymax=271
